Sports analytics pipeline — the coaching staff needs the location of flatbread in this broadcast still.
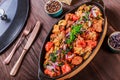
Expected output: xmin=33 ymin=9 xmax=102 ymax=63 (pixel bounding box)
xmin=59 ymin=0 xmax=72 ymax=5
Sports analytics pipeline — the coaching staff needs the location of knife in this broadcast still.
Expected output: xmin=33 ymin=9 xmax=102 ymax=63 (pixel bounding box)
xmin=10 ymin=21 xmax=41 ymax=76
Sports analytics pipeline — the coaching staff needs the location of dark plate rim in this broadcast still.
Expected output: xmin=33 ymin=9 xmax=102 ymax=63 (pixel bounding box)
xmin=0 ymin=0 xmax=29 ymax=53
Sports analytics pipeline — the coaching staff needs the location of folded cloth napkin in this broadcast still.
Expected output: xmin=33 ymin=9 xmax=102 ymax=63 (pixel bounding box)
xmin=59 ymin=0 xmax=72 ymax=5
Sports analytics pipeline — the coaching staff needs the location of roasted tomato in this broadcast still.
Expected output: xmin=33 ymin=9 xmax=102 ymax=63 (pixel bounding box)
xmin=72 ymin=15 xmax=79 ymax=21
xmin=45 ymin=42 xmax=53 ymax=52
xmin=61 ymin=63 xmax=71 ymax=74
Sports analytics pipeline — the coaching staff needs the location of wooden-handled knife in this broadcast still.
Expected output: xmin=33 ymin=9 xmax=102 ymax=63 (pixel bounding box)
xmin=10 ymin=21 xmax=41 ymax=76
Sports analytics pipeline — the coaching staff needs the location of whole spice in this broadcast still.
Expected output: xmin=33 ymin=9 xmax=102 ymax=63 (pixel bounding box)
xmin=46 ymin=1 xmax=61 ymax=13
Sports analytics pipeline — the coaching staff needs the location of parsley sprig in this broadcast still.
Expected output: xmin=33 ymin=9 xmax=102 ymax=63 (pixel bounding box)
xmin=66 ymin=24 xmax=83 ymax=44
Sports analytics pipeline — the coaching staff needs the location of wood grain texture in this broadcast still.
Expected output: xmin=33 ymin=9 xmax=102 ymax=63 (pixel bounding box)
xmin=0 ymin=0 xmax=120 ymax=80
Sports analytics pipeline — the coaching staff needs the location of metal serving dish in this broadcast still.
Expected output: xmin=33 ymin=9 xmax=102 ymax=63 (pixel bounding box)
xmin=38 ymin=1 xmax=107 ymax=80
xmin=0 ymin=0 xmax=29 ymax=53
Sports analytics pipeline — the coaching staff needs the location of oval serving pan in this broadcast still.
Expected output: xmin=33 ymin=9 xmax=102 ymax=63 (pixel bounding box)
xmin=38 ymin=1 xmax=107 ymax=80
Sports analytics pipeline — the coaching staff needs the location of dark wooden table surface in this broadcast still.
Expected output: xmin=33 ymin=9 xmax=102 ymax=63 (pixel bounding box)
xmin=0 ymin=0 xmax=120 ymax=80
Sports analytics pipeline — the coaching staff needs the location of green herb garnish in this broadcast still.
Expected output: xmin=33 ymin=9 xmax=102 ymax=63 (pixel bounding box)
xmin=66 ymin=24 xmax=83 ymax=44
xmin=50 ymin=53 xmax=57 ymax=62
xmin=83 ymin=12 xmax=90 ymax=21
xmin=58 ymin=62 xmax=64 ymax=66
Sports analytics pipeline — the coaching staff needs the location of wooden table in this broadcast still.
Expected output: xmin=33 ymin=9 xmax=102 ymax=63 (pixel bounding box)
xmin=0 ymin=0 xmax=120 ymax=80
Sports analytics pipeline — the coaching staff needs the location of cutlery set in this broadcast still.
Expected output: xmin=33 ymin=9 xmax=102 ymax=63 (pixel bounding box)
xmin=3 ymin=21 xmax=41 ymax=76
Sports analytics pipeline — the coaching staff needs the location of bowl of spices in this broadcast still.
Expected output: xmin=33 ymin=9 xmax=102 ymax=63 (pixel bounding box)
xmin=108 ymin=31 xmax=120 ymax=52
xmin=44 ymin=0 xmax=63 ymax=17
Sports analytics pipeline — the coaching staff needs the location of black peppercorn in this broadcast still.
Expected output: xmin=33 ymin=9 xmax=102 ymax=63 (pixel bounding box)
xmin=46 ymin=1 xmax=61 ymax=13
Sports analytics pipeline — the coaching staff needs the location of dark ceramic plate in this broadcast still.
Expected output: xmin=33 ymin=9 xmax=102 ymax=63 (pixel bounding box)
xmin=0 ymin=0 xmax=29 ymax=53
xmin=38 ymin=1 xmax=106 ymax=80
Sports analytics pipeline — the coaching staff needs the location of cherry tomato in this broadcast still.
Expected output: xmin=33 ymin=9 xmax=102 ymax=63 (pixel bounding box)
xmin=45 ymin=42 xmax=53 ymax=52
xmin=61 ymin=63 xmax=71 ymax=74
xmin=72 ymin=15 xmax=79 ymax=21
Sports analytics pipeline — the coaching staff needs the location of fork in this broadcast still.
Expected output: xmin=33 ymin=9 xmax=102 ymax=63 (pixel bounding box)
xmin=3 ymin=26 xmax=32 ymax=65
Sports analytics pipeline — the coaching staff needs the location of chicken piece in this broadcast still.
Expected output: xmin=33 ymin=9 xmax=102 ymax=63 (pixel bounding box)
xmin=53 ymin=31 xmax=65 ymax=46
xmin=75 ymin=10 xmax=82 ymax=18
xmin=50 ymin=33 xmax=57 ymax=41
xmin=76 ymin=39 xmax=86 ymax=48
xmin=83 ymin=51 xmax=91 ymax=60
xmin=61 ymin=63 xmax=71 ymax=74
xmin=84 ymin=46 xmax=92 ymax=52
xmin=73 ymin=47 xmax=82 ymax=55
xmin=86 ymin=40 xmax=97 ymax=49
xmin=66 ymin=20 xmax=74 ymax=28
xmin=52 ymin=25 xmax=60 ymax=34
xmin=45 ymin=47 xmax=53 ymax=59
xmin=58 ymin=31 xmax=65 ymax=40
xmin=53 ymin=38 xmax=60 ymax=46
xmin=65 ymin=13 xmax=73 ymax=22
xmin=71 ymin=56 xmax=83 ymax=65
xmin=77 ymin=4 xmax=86 ymax=11
xmin=84 ymin=5 xmax=91 ymax=11
xmin=58 ymin=20 xmax=67 ymax=27
xmin=83 ymin=23 xmax=89 ymax=30
xmin=77 ymin=35 xmax=84 ymax=41
xmin=82 ymin=31 xmax=98 ymax=41
xmin=44 ymin=69 xmax=56 ymax=77
xmin=59 ymin=25 xmax=65 ymax=31
xmin=93 ymin=19 xmax=103 ymax=32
